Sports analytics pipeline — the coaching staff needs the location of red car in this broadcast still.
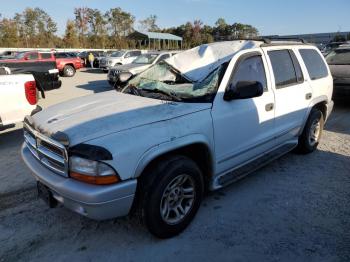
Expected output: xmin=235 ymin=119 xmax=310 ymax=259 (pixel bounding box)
xmin=54 ymin=52 xmax=84 ymax=77
xmin=1 ymin=51 xmax=83 ymax=77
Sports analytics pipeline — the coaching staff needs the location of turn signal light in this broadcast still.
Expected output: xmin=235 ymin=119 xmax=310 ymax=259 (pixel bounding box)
xmin=70 ymin=172 xmax=120 ymax=185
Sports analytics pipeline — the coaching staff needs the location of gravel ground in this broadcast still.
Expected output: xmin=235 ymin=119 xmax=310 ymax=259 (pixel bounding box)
xmin=0 ymin=69 xmax=349 ymax=262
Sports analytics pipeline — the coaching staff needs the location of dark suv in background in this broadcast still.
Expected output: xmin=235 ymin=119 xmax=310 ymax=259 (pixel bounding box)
xmin=326 ymin=45 xmax=350 ymax=97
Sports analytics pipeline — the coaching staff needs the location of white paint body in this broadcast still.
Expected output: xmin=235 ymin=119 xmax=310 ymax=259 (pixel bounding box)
xmin=22 ymin=41 xmax=334 ymax=220
xmin=0 ymin=74 xmax=36 ymax=127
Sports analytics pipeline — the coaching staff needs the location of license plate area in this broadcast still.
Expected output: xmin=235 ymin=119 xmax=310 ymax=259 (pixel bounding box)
xmin=37 ymin=181 xmax=57 ymax=208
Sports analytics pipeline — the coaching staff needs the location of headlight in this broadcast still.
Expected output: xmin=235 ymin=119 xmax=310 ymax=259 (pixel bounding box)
xmin=118 ymin=72 xmax=133 ymax=83
xmin=69 ymin=156 xmax=119 ymax=185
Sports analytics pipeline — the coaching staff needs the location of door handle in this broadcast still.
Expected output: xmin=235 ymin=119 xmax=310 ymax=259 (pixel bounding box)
xmin=265 ymin=103 xmax=274 ymax=112
xmin=306 ymin=93 xmax=312 ymax=100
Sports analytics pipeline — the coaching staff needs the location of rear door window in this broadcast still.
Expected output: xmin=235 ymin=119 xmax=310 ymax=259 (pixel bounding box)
xmin=268 ymin=50 xmax=298 ymax=88
xmin=27 ymin=52 xmax=39 ymax=60
xmin=299 ymin=49 xmax=328 ymax=80
xmin=41 ymin=53 xmax=52 ymax=59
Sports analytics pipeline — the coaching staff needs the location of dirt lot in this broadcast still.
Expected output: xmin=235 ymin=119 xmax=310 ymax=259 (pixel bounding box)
xmin=0 ymin=69 xmax=349 ymax=262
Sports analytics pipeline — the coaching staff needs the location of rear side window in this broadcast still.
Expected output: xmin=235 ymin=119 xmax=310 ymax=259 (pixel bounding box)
xmin=41 ymin=53 xmax=52 ymax=59
xmin=268 ymin=50 xmax=298 ymax=88
xmin=27 ymin=52 xmax=39 ymax=60
xmin=55 ymin=53 xmax=68 ymax=58
xmin=299 ymin=49 xmax=328 ymax=80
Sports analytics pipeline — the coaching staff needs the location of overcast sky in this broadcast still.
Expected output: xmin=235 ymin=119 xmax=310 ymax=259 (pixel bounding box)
xmin=1 ymin=0 xmax=349 ymax=36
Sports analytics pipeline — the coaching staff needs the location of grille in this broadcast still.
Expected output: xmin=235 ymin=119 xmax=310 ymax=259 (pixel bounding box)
xmin=109 ymin=70 xmax=121 ymax=76
xmin=24 ymin=122 xmax=68 ymax=177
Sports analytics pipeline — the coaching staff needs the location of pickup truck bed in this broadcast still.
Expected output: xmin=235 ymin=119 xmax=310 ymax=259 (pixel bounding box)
xmin=0 ymin=73 xmax=39 ymax=130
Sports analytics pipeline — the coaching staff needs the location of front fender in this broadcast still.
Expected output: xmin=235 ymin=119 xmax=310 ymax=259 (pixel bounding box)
xmin=134 ymin=133 xmax=214 ymax=178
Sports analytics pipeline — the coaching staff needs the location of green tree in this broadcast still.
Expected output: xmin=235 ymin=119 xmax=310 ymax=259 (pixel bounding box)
xmin=87 ymin=8 xmax=107 ymax=48
xmin=105 ymin=7 xmax=135 ymax=48
xmin=74 ymin=7 xmax=89 ymax=47
xmin=63 ymin=19 xmax=79 ymax=48
xmin=34 ymin=8 xmax=57 ymax=47
xmin=0 ymin=18 xmax=19 ymax=47
xmin=214 ymin=18 xmax=231 ymax=39
xmin=139 ymin=15 xmax=159 ymax=32
xmin=333 ymin=34 xmax=346 ymax=42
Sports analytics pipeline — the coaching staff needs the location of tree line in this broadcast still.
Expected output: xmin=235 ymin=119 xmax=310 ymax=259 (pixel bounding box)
xmin=0 ymin=7 xmax=260 ymax=49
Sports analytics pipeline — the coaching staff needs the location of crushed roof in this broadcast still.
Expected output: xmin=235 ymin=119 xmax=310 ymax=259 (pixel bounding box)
xmin=166 ymin=40 xmax=261 ymax=82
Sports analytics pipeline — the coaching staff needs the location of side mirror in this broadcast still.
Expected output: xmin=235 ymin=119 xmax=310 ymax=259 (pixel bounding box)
xmin=118 ymin=72 xmax=133 ymax=83
xmin=224 ymin=81 xmax=264 ymax=101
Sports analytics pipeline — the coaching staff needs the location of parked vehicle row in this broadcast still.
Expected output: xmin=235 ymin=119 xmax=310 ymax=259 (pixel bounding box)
xmin=107 ymin=51 xmax=177 ymax=89
xmin=21 ymin=39 xmax=333 ymax=238
xmin=0 ymin=51 xmax=84 ymax=77
xmin=325 ymin=45 xmax=350 ymax=98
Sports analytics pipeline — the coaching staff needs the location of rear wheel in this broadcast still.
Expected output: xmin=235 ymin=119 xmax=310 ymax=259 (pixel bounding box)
xmin=141 ymin=156 xmax=204 ymax=238
xmin=295 ymin=109 xmax=324 ymax=154
xmin=63 ymin=65 xmax=75 ymax=77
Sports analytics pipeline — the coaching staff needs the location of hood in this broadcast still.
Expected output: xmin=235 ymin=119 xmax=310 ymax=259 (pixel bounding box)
xmin=33 ymin=91 xmax=211 ymax=146
xmin=166 ymin=40 xmax=261 ymax=82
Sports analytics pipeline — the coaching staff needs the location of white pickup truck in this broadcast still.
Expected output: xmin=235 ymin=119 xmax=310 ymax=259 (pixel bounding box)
xmin=0 ymin=68 xmax=41 ymax=131
xmin=22 ymin=39 xmax=333 ymax=238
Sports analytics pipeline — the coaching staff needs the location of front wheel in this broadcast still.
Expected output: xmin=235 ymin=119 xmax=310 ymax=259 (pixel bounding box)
xmin=63 ymin=65 xmax=75 ymax=77
xmin=295 ymin=109 xmax=324 ymax=154
xmin=141 ymin=156 xmax=204 ymax=238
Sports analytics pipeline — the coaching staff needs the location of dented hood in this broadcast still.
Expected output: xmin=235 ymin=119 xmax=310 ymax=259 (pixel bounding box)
xmin=166 ymin=40 xmax=261 ymax=82
xmin=32 ymin=91 xmax=210 ymax=146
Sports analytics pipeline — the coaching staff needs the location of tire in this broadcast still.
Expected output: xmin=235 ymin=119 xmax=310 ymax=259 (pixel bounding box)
xmin=295 ymin=109 xmax=324 ymax=154
xmin=140 ymin=156 xmax=204 ymax=238
xmin=63 ymin=65 xmax=75 ymax=77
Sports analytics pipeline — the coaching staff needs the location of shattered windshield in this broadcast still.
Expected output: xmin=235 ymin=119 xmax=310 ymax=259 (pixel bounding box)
xmin=123 ymin=62 xmax=226 ymax=102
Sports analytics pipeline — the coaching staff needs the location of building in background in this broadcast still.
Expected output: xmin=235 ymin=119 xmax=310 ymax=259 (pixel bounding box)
xmin=264 ymin=31 xmax=350 ymax=44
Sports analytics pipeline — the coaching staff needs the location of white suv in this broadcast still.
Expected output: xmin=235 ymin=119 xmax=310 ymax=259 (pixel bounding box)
xmin=99 ymin=50 xmax=142 ymax=72
xmin=22 ymin=40 xmax=333 ymax=238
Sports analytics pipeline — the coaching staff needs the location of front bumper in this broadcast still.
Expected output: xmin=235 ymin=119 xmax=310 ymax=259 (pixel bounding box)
xmin=22 ymin=144 xmax=137 ymax=220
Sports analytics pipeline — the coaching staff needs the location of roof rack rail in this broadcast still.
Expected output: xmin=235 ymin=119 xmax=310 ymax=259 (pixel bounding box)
xmin=265 ymin=37 xmax=308 ymax=44
xmin=229 ymin=38 xmax=271 ymax=44
xmin=216 ymin=37 xmax=271 ymax=44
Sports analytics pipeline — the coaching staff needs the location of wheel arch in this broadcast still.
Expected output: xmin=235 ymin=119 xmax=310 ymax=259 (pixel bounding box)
xmin=299 ymin=96 xmax=329 ymax=135
xmin=64 ymin=63 xmax=75 ymax=69
xmin=135 ymin=135 xmax=214 ymax=192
